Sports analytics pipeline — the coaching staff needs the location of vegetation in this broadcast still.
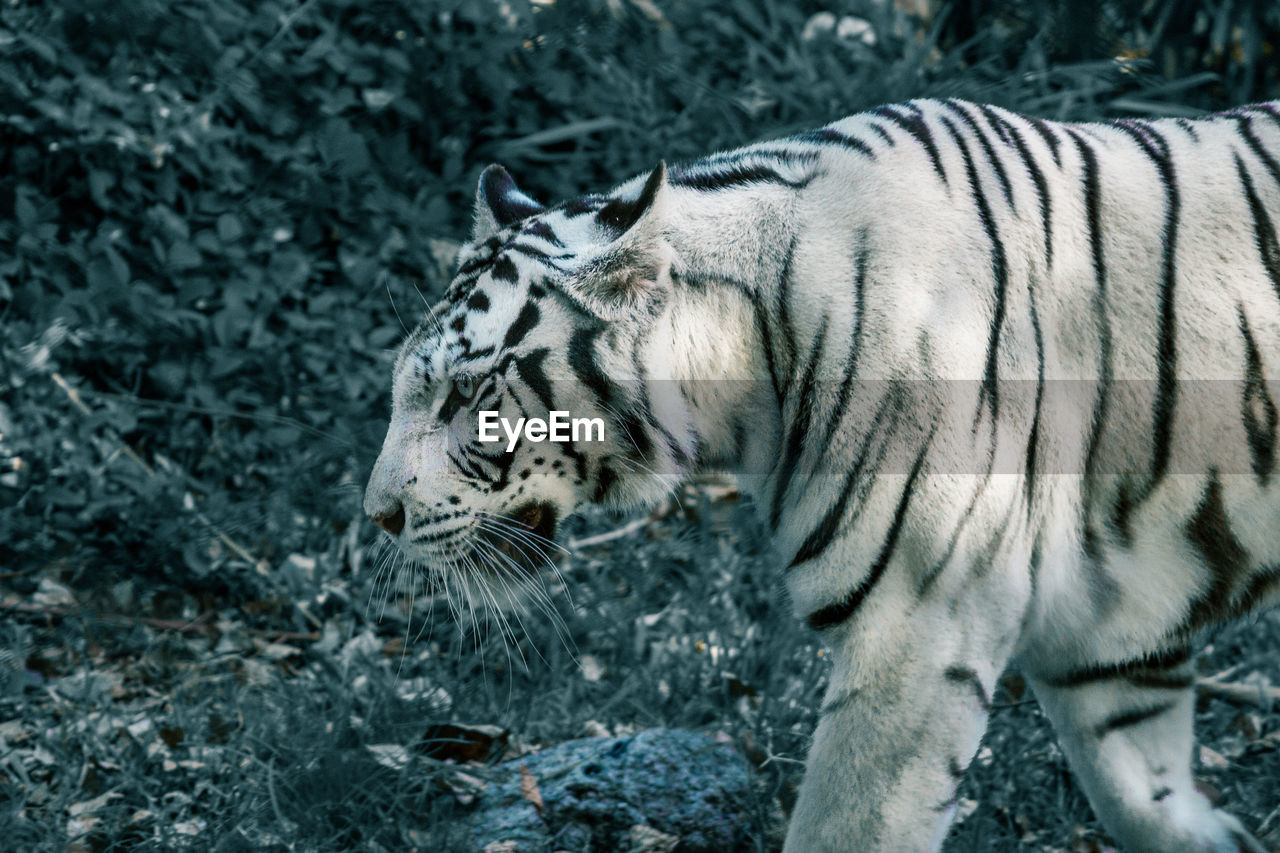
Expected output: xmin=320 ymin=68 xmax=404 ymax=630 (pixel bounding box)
xmin=3 ymin=0 xmax=1279 ymax=849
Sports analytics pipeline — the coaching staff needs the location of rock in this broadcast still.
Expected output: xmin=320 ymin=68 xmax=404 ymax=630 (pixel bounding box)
xmin=459 ymin=728 xmax=751 ymax=852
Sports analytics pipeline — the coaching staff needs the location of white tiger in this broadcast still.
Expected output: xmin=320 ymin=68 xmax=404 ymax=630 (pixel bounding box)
xmin=364 ymin=98 xmax=1280 ymax=851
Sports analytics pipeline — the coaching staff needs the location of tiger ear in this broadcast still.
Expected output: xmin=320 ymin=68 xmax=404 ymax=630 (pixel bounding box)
xmin=473 ymin=165 xmax=546 ymax=241
xmin=565 ymin=162 xmax=673 ymax=321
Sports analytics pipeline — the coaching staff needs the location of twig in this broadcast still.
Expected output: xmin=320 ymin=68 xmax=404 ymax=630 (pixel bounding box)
xmin=3 ymin=596 xmax=214 ymax=633
xmin=567 ymin=516 xmax=651 ymax=551
xmin=3 ymin=597 xmax=320 ymax=642
xmin=1195 ymin=677 xmax=1280 ymax=709
xmin=50 ymin=371 xmax=261 ymax=568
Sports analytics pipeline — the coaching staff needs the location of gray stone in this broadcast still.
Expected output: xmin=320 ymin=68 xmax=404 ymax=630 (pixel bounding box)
xmin=460 ymin=728 xmax=751 ymax=851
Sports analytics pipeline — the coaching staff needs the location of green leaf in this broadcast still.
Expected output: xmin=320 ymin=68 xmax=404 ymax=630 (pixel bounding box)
xmin=14 ymin=193 xmax=36 ymax=228
xmin=168 ymin=241 xmax=202 ymax=270
xmin=216 ymin=213 xmax=244 ymax=242
xmin=103 ymin=246 xmax=131 ymax=287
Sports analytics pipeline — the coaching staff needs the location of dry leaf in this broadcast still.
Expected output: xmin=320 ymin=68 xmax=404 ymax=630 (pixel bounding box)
xmin=1199 ymin=745 xmax=1230 ymax=770
xmin=367 ymin=743 xmax=412 ymax=771
xmin=519 ymin=764 xmax=543 ymax=813
xmin=629 ymin=823 xmax=679 ymax=852
xmin=580 ymin=655 xmax=605 ymax=682
xmin=422 ymin=723 xmax=508 ymax=762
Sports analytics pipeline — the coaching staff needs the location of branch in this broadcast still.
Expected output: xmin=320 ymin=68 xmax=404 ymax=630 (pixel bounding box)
xmin=1195 ymin=677 xmax=1280 ymax=710
xmin=50 ymin=371 xmax=261 ymax=568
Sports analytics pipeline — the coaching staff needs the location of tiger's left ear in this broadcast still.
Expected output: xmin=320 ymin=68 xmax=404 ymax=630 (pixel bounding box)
xmin=564 ymin=162 xmax=674 ymax=321
xmin=473 ymin=164 xmax=546 ymax=241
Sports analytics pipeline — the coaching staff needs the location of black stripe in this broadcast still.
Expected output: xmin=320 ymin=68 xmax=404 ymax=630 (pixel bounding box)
xmin=1095 ymin=702 xmax=1177 ymax=738
xmin=1024 ymin=284 xmax=1045 ymax=512
xmin=508 ymin=243 xmax=573 ymax=265
xmin=916 ymin=456 xmax=994 ymax=596
xmin=592 ymin=462 xmax=619 ymax=503
xmin=1174 ymin=117 xmax=1199 ymax=141
xmin=1128 ymin=670 xmax=1194 ymax=690
xmin=938 ymin=114 xmax=1009 ymax=427
xmin=789 ymin=392 xmax=895 ymax=569
xmin=1026 ymin=117 xmax=1062 ymax=168
xmin=466 ymin=290 xmax=491 ymax=311
xmin=793 ymin=127 xmax=875 ymax=158
xmin=1238 ymin=305 xmax=1278 ymax=485
xmin=1254 ymin=103 xmax=1280 ymax=131
xmin=568 ymin=327 xmax=612 ymax=405
xmin=752 ymin=299 xmax=785 ymax=409
xmin=1183 ymin=470 xmax=1250 ymax=631
xmin=806 ymin=432 xmax=931 ymax=630
xmin=981 ymin=106 xmax=1054 ymax=270
xmin=456 ymin=345 xmax=495 ymax=363
xmin=944 ymin=100 xmax=1014 ymax=207
xmin=515 ymin=348 xmax=554 ymax=410
xmin=1242 ymin=564 xmax=1280 ymax=608
xmin=869 ymin=122 xmax=896 ymax=146
xmin=501 ymin=302 xmax=540 ymax=351
xmin=770 ymin=314 xmax=830 ymax=530
xmin=1235 ymin=151 xmax=1280 ymax=304
xmin=669 ymin=162 xmax=814 ymax=192
xmin=1065 ymin=129 xmax=1113 ymax=548
xmin=944 ymin=665 xmax=991 ymax=712
xmin=820 ymin=240 xmax=870 ymax=448
xmin=522 ymin=220 xmax=565 ymax=247
xmin=1114 ymin=122 xmax=1180 ymax=508
xmin=1042 ymin=646 xmax=1192 ymax=689
xmin=631 ymin=336 xmax=690 ymax=465
xmin=569 ymin=327 xmax=653 ymax=465
xmin=776 ymin=236 xmax=799 ymax=378
xmin=490 ymin=255 xmax=518 ymax=283
xmin=873 ymin=104 xmax=949 ymax=187
xmin=1237 ymin=116 xmax=1280 ymax=188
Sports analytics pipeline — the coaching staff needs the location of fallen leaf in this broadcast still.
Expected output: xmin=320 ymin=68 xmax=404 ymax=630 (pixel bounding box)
xmin=580 ymin=655 xmax=605 ymax=682
xmin=519 ymin=764 xmax=543 ymax=813
xmin=1199 ymin=745 xmax=1230 ymax=770
xmin=367 ymin=743 xmax=412 ymax=771
xmin=629 ymin=823 xmax=679 ymax=853
xmin=422 ymin=723 xmax=507 ymax=762
xmin=68 ymin=792 xmax=122 ymax=817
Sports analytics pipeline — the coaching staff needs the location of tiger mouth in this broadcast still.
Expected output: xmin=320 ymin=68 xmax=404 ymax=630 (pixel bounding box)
xmin=477 ymin=501 xmax=558 ymax=575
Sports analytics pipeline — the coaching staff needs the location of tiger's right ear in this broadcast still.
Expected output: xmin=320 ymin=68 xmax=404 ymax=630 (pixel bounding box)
xmin=473 ymin=165 xmax=546 ymax=241
xmin=562 ymin=162 xmax=674 ymax=321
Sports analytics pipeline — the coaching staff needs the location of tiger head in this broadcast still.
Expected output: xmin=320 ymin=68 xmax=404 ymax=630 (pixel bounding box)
xmin=364 ymin=162 xmax=692 ymax=596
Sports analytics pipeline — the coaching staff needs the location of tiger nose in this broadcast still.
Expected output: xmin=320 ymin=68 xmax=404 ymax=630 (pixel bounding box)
xmin=370 ymin=502 xmax=406 ymax=536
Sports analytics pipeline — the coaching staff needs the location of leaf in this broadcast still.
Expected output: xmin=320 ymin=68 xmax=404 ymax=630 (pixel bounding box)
xmin=367 ymin=743 xmax=412 ymax=771
xmin=216 ymin=213 xmax=244 ymax=242
xmin=14 ymin=193 xmax=36 ymax=228
xmin=168 ymin=241 xmax=202 ymax=270
xmin=518 ymin=764 xmax=543 ymax=813
xmin=103 ymin=246 xmax=130 ymax=287
xmin=422 ymin=723 xmax=508 ymax=762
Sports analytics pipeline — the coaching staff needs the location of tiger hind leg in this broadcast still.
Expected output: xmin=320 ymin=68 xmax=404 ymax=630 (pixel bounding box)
xmin=1025 ymin=651 xmax=1268 ymax=853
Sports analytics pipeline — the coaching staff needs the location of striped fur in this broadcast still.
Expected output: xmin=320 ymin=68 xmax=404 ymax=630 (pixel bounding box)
xmin=365 ymin=99 xmax=1280 ymax=852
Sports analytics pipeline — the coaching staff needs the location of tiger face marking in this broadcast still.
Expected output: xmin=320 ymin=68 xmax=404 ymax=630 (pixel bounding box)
xmin=366 ymin=100 xmax=1280 ymax=852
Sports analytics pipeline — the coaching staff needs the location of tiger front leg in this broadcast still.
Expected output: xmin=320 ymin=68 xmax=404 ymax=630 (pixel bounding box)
xmin=782 ymin=604 xmax=1017 ymax=853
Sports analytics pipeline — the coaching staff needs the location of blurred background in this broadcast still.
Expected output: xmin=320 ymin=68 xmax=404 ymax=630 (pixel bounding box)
xmin=3 ymin=0 xmax=1280 ymax=849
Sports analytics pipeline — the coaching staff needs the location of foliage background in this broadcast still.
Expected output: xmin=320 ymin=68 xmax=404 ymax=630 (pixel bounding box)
xmin=3 ymin=0 xmax=1280 ymax=850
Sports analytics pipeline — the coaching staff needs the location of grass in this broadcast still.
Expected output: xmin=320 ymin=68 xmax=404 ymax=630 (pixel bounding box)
xmin=4 ymin=0 xmax=1280 ymax=849
xmin=4 ymin=486 xmax=1279 ymax=850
